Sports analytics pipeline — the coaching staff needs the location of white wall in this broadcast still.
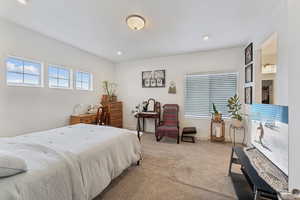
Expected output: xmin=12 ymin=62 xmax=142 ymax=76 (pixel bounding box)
xmin=116 ymin=47 xmax=244 ymax=141
xmin=0 ymin=19 xmax=115 ymax=136
xmin=250 ymin=0 xmax=288 ymax=107
xmin=288 ymin=0 xmax=300 ymax=191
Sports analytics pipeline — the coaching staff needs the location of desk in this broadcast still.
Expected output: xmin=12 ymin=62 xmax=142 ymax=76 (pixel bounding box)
xmin=136 ymin=112 xmax=160 ymax=140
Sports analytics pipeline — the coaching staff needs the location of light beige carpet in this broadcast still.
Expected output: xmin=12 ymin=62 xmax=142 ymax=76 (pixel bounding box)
xmin=95 ymin=133 xmax=240 ymax=200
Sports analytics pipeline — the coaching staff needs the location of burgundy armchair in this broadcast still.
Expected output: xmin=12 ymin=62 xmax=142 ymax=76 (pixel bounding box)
xmin=155 ymin=104 xmax=180 ymax=144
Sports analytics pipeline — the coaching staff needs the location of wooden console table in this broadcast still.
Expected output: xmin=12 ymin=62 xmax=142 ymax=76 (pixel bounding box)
xmin=228 ymin=147 xmax=278 ymax=200
xmin=136 ymin=112 xmax=160 ymax=140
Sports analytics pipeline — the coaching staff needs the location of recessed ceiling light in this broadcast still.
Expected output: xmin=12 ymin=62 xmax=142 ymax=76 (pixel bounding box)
xmin=126 ymin=15 xmax=146 ymax=30
xmin=17 ymin=0 xmax=28 ymax=5
xmin=203 ymin=35 xmax=209 ymax=41
xmin=117 ymin=51 xmax=123 ymax=55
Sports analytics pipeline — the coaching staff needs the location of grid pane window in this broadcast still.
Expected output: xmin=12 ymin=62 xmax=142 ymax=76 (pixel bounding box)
xmin=6 ymin=57 xmax=42 ymax=86
xmin=76 ymin=71 xmax=92 ymax=90
xmin=48 ymin=66 xmax=71 ymax=88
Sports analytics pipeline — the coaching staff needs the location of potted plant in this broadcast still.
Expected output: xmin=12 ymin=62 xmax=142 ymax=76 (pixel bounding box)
xmin=102 ymin=81 xmax=117 ymax=103
xmin=227 ymin=94 xmax=243 ymax=127
xmin=212 ymin=103 xmax=222 ymax=121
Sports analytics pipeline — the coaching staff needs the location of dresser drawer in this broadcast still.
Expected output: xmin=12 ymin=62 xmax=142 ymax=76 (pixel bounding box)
xmin=110 ymin=119 xmax=122 ymax=128
xmin=70 ymin=114 xmax=97 ymax=125
xmin=80 ymin=118 xmax=93 ymax=124
xmin=110 ymin=113 xmax=122 ymax=120
xmin=109 ymin=106 xmax=122 ymax=113
xmin=70 ymin=117 xmax=81 ymax=125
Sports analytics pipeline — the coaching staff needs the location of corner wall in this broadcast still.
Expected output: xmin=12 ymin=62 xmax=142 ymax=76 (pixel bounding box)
xmin=0 ymin=19 xmax=115 ymax=136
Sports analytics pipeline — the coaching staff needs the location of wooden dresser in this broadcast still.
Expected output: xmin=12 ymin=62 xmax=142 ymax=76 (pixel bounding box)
xmin=70 ymin=113 xmax=97 ymax=125
xmin=69 ymin=102 xmax=123 ymax=128
xmin=107 ymin=102 xmax=123 ymax=128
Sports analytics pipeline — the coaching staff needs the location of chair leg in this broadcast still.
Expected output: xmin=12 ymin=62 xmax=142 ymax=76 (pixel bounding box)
xmin=177 ymin=134 xmax=180 ymax=144
xmin=156 ymin=136 xmax=162 ymax=142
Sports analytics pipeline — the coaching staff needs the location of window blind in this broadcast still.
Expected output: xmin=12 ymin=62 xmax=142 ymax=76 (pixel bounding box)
xmin=184 ymin=73 xmax=237 ymax=118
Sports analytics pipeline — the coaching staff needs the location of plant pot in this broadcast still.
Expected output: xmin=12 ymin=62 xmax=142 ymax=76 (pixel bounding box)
xmin=110 ymin=95 xmax=117 ymax=102
xmin=213 ymin=113 xmax=222 ymax=121
xmin=101 ymin=95 xmax=109 ymax=104
xmin=232 ymin=119 xmax=243 ymax=128
xmin=102 ymin=95 xmax=117 ymax=104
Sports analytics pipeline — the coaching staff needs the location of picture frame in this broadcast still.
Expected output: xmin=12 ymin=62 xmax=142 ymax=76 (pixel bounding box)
xmin=245 ymin=43 xmax=253 ymax=65
xmin=245 ymin=86 xmax=253 ymax=104
xmin=142 ymin=70 xmax=165 ymax=88
xmin=245 ymin=64 xmax=253 ymax=83
xmin=147 ymin=98 xmax=156 ymax=112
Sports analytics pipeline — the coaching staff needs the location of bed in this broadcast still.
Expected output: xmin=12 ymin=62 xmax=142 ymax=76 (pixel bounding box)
xmin=0 ymin=124 xmax=142 ymax=200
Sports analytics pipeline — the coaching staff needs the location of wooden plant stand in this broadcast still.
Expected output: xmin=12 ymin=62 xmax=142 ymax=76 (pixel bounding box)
xmin=210 ymin=119 xmax=225 ymax=142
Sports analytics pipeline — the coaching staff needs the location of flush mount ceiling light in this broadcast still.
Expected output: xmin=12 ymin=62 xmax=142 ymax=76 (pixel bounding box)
xmin=203 ymin=35 xmax=209 ymax=41
xmin=17 ymin=0 xmax=28 ymax=5
xmin=126 ymin=15 xmax=146 ymax=30
xmin=117 ymin=51 xmax=123 ymax=56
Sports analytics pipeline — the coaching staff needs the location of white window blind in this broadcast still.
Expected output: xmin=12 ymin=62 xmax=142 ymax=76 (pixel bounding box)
xmin=184 ymin=73 xmax=237 ymax=118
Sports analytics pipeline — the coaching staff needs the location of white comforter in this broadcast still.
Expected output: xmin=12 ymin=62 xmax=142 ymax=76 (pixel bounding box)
xmin=0 ymin=124 xmax=141 ymax=200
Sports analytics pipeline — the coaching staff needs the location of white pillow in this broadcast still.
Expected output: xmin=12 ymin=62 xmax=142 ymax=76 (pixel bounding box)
xmin=0 ymin=151 xmax=27 ymax=178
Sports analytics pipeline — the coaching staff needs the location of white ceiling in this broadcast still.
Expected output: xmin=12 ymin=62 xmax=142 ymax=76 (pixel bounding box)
xmin=0 ymin=0 xmax=282 ymax=63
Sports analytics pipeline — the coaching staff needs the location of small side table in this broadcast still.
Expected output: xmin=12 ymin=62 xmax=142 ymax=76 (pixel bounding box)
xmin=210 ymin=119 xmax=225 ymax=142
xmin=229 ymin=124 xmax=246 ymax=146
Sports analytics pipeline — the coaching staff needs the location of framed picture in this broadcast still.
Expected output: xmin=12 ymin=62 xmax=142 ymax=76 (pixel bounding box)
xmin=142 ymin=70 xmax=165 ymax=88
xmin=245 ymin=64 xmax=253 ymax=83
xmin=245 ymin=43 xmax=253 ymax=65
xmin=245 ymin=86 xmax=253 ymax=104
xmin=147 ymin=98 xmax=156 ymax=112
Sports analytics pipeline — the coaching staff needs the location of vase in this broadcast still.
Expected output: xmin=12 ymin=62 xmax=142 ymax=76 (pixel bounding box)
xmin=213 ymin=113 xmax=222 ymax=121
xmin=102 ymin=95 xmax=117 ymax=104
xmin=232 ymin=119 xmax=243 ymax=128
xmin=110 ymin=95 xmax=117 ymax=102
xmin=101 ymin=95 xmax=109 ymax=104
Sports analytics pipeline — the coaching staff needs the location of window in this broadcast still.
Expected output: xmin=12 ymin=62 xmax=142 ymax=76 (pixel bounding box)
xmin=76 ymin=71 xmax=92 ymax=90
xmin=6 ymin=56 xmax=42 ymax=87
xmin=184 ymin=73 xmax=237 ymax=118
xmin=48 ymin=65 xmax=72 ymax=89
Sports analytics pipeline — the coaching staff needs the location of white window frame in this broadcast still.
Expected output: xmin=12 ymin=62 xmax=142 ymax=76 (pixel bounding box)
xmin=5 ymin=55 xmax=44 ymax=88
xmin=75 ymin=70 xmax=93 ymax=91
xmin=184 ymin=72 xmax=238 ymax=119
xmin=48 ymin=64 xmax=73 ymax=89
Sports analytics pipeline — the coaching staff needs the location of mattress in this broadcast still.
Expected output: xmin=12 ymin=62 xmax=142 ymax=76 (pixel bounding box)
xmin=0 ymin=124 xmax=142 ymax=200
